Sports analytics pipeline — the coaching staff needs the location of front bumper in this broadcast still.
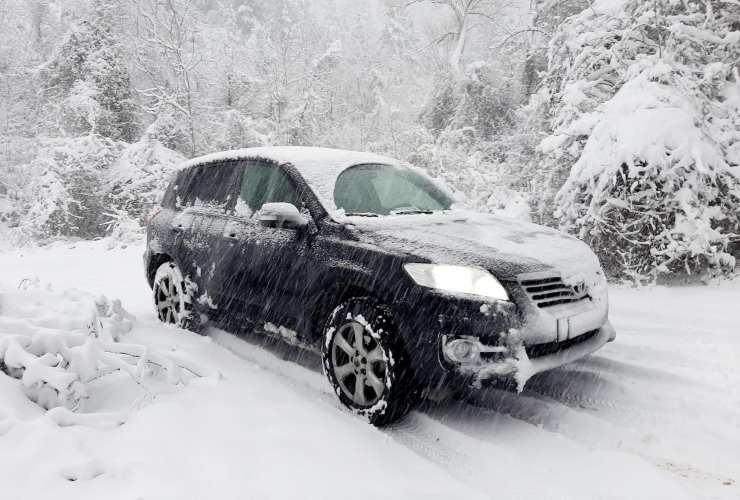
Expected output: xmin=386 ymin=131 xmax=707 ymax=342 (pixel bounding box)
xmin=442 ymin=320 xmax=615 ymax=390
xmin=402 ymin=270 xmax=614 ymax=391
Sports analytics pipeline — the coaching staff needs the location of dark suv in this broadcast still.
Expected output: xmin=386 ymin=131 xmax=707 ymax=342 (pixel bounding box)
xmin=144 ymin=146 xmax=615 ymax=425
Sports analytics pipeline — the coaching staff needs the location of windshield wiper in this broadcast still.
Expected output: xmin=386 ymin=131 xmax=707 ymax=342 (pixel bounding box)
xmin=344 ymin=212 xmax=380 ymax=217
xmin=390 ymin=209 xmax=434 ymax=215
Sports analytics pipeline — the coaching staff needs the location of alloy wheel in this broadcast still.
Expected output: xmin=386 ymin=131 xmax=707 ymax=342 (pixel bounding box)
xmin=155 ymin=274 xmax=182 ymax=325
xmin=331 ymin=321 xmax=388 ymax=407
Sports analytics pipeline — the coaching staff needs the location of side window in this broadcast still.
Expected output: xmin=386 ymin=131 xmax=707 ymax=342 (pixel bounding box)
xmin=235 ymin=161 xmax=304 ymax=218
xmin=171 ymin=168 xmax=199 ymax=209
xmin=181 ymin=162 xmax=241 ymax=211
xmin=161 ymin=174 xmax=178 ymax=209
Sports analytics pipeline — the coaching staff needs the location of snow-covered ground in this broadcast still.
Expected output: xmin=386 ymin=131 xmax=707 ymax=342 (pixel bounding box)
xmin=0 ymin=239 xmax=738 ymax=500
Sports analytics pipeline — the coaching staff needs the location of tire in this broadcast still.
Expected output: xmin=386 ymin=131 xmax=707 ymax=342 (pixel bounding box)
xmin=321 ymin=297 xmax=417 ymax=426
xmin=153 ymin=261 xmax=203 ymax=334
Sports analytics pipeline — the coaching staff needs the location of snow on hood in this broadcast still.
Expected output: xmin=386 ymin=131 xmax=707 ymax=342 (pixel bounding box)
xmin=347 ymin=210 xmax=602 ymax=280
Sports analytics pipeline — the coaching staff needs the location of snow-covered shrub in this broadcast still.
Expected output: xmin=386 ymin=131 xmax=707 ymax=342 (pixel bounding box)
xmin=104 ymin=136 xmax=185 ymax=223
xmin=531 ymin=0 xmax=740 ymax=281
xmin=0 ymin=286 xmax=216 ymax=418
xmin=142 ymin=108 xmax=192 ymax=155
xmin=556 ymin=71 xmax=740 ymax=281
xmin=409 ymin=128 xmax=531 ymax=220
xmin=0 ymin=287 xmax=135 ymax=410
xmin=8 ymin=133 xmax=184 ymax=243
xmin=206 ymin=109 xmax=273 ymax=151
xmin=421 ymin=62 xmax=519 ymax=141
xmin=102 ymin=209 xmax=146 ymax=249
xmin=525 ymin=0 xmax=633 ymax=224
xmin=15 ymin=135 xmax=125 ymax=241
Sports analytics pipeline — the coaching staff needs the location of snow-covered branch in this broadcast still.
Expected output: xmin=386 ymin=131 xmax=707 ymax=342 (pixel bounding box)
xmin=0 ymin=287 xmax=219 ymax=424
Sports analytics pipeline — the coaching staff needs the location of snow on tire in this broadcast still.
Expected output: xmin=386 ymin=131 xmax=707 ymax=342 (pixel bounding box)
xmin=153 ymin=261 xmax=202 ymax=334
xmin=322 ymin=297 xmax=416 ymax=426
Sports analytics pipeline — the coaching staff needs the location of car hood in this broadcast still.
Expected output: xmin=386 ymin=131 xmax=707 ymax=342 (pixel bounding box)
xmin=346 ymin=210 xmax=602 ymax=280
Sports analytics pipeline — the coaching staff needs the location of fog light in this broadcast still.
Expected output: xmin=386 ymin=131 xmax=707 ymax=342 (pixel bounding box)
xmin=453 ymin=341 xmax=472 ymax=359
xmin=443 ymin=338 xmax=480 ymax=364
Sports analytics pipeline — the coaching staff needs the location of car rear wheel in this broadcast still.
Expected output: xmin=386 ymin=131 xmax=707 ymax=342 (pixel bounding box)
xmin=153 ymin=261 xmax=202 ymax=333
xmin=322 ymin=297 xmax=416 ymax=426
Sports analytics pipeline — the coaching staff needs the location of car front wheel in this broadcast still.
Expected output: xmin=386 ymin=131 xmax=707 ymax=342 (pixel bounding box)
xmin=322 ymin=297 xmax=416 ymax=426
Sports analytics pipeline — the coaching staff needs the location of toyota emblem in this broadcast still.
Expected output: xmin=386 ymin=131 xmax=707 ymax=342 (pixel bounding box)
xmin=572 ymin=281 xmax=588 ymax=298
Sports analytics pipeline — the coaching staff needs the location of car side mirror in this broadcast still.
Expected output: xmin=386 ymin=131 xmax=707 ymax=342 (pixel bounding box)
xmin=257 ymin=202 xmax=309 ymax=229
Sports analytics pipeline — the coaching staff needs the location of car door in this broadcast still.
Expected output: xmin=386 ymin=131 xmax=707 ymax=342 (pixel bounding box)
xmin=209 ymin=159 xmax=314 ymax=333
xmin=159 ymin=167 xmax=199 ymax=272
xmin=178 ymin=161 xmax=242 ymax=306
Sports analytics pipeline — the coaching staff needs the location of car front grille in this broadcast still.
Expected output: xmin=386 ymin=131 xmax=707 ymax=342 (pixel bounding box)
xmin=519 ymin=275 xmax=590 ymax=308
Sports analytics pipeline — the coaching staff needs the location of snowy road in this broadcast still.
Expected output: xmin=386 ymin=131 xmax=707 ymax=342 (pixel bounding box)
xmin=0 ymin=240 xmax=738 ymax=500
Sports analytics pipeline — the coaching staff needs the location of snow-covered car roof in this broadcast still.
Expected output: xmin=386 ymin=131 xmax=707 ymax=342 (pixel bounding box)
xmin=181 ymin=146 xmax=400 ymax=214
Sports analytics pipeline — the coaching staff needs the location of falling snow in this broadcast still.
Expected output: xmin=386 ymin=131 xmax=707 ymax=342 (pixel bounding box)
xmin=0 ymin=0 xmax=739 ymax=499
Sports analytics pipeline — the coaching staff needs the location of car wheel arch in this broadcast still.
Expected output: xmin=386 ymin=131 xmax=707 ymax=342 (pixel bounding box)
xmin=306 ymin=263 xmax=408 ymax=340
xmin=147 ymin=253 xmax=175 ymax=288
xmin=308 ymin=282 xmax=376 ymax=341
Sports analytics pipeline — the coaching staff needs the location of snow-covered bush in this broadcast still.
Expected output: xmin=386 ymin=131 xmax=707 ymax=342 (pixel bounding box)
xmin=102 ymin=209 xmax=146 ymax=249
xmin=557 ymin=70 xmax=740 ymax=281
xmin=531 ymin=0 xmax=740 ymax=281
xmin=14 ymin=135 xmax=125 ymax=241
xmin=206 ymin=109 xmax=273 ymax=152
xmin=7 ymin=132 xmax=183 ymax=243
xmin=104 ymin=136 xmax=186 ymax=223
xmin=141 ymin=108 xmax=192 ymax=155
xmin=409 ymin=128 xmax=531 ymax=220
xmin=420 ymin=62 xmax=519 ymax=141
xmin=525 ymin=0 xmax=632 ymax=224
xmin=0 ymin=285 xmax=216 ymax=419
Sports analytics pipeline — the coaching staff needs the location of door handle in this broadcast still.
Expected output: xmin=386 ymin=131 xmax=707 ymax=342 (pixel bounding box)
xmin=172 ymin=224 xmax=184 ymax=233
xmin=225 ymin=231 xmax=238 ymax=240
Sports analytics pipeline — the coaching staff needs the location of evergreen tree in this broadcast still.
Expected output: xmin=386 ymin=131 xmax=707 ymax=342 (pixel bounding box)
xmin=41 ymin=0 xmax=137 ymax=141
xmin=531 ymin=0 xmax=740 ymax=281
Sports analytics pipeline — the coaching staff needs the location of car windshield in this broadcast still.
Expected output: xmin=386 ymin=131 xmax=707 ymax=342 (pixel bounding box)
xmin=333 ymin=163 xmax=453 ymax=216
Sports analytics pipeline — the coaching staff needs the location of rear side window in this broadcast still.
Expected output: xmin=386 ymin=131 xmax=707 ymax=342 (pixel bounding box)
xmin=235 ymin=161 xmax=305 ymax=217
xmin=161 ymin=176 xmax=179 ymax=208
xmin=171 ymin=162 xmax=242 ymax=211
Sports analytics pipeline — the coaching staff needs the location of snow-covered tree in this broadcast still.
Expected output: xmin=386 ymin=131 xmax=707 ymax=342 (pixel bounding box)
xmin=130 ymin=0 xmax=204 ymax=156
xmin=12 ymin=135 xmax=125 ymax=241
xmin=531 ymin=0 xmax=740 ymax=281
xmin=41 ymin=0 xmax=138 ymax=141
xmin=404 ymin=0 xmax=511 ymax=77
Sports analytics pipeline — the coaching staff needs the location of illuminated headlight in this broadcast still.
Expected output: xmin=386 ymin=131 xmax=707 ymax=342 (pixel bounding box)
xmin=403 ymin=264 xmax=509 ymax=301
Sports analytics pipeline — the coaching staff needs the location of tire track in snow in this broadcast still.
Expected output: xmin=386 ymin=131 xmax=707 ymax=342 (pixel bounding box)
xmin=205 ymin=327 xmax=696 ymax=500
xmin=207 ymin=327 xmax=342 ymax=408
xmin=386 ymin=415 xmax=491 ymax=492
xmin=194 ymin=324 xmax=735 ymax=499
xmin=207 ymin=327 xmax=503 ymax=498
xmin=483 ymin=361 xmax=740 ymax=498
